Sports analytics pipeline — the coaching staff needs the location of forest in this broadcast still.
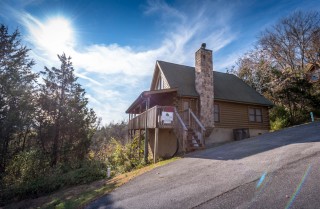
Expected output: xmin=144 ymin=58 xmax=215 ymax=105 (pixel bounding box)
xmin=0 ymin=25 xmax=142 ymax=205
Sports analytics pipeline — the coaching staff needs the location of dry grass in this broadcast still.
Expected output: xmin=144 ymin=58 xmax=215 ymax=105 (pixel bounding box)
xmin=3 ymin=157 xmax=180 ymax=209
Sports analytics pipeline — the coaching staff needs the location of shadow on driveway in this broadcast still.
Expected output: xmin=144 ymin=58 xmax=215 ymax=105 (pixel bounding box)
xmin=187 ymin=122 xmax=320 ymax=161
xmin=85 ymin=194 xmax=124 ymax=209
xmin=85 ymin=122 xmax=320 ymax=209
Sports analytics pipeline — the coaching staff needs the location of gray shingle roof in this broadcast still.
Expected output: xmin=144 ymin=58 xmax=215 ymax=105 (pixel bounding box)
xmin=157 ymin=60 xmax=273 ymax=106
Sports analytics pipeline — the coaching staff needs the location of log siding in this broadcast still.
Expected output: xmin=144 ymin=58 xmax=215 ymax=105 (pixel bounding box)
xmin=214 ymin=100 xmax=270 ymax=130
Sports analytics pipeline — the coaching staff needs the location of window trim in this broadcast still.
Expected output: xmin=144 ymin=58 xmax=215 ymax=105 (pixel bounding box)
xmin=214 ymin=104 xmax=220 ymax=123
xmin=248 ymin=107 xmax=263 ymax=123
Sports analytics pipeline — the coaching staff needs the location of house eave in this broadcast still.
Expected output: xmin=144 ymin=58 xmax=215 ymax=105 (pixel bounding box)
xmin=125 ymin=88 xmax=178 ymax=114
xmin=214 ymin=98 xmax=274 ymax=107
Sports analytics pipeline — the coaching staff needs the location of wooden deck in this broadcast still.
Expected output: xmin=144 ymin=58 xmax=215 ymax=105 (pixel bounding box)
xmin=128 ymin=105 xmax=176 ymax=130
xmin=128 ymin=105 xmax=206 ymax=154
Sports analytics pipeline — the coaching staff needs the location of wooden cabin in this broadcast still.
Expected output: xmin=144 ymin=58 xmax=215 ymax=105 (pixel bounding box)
xmin=306 ymin=64 xmax=320 ymax=83
xmin=126 ymin=44 xmax=273 ymax=162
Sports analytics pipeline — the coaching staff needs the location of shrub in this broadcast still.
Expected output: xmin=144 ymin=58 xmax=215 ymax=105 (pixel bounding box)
xmin=0 ymin=151 xmax=106 ymax=206
xmin=3 ymin=149 xmax=50 ymax=188
xmin=105 ymin=137 xmax=144 ymax=174
xmin=1 ymin=136 xmax=146 ymax=206
xmin=271 ymin=117 xmax=288 ymax=131
xmin=269 ymin=105 xmax=314 ymax=130
xmin=270 ymin=106 xmax=290 ymax=131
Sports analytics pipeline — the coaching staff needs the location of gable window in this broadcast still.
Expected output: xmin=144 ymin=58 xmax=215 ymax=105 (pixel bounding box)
xmin=214 ymin=104 xmax=220 ymax=122
xmin=249 ymin=108 xmax=262 ymax=122
xmin=156 ymin=76 xmax=164 ymax=90
xmin=310 ymin=70 xmax=320 ymax=82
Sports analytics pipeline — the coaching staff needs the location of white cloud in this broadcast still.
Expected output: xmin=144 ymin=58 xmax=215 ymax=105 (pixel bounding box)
xmin=74 ymin=72 xmax=103 ymax=86
xmin=6 ymin=0 xmax=237 ymax=123
xmin=71 ymin=44 xmax=164 ymax=76
xmin=144 ymin=0 xmax=186 ymax=22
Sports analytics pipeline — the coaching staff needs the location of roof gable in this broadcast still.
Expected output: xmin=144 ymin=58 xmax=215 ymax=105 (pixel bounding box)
xmin=150 ymin=62 xmax=170 ymax=90
xmin=157 ymin=61 xmax=198 ymax=97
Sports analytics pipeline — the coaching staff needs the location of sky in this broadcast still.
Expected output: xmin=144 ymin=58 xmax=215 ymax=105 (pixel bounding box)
xmin=0 ymin=0 xmax=319 ymax=124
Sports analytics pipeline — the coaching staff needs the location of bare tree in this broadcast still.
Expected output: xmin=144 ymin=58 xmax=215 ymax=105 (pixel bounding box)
xmin=232 ymin=11 xmax=320 ymax=125
xmin=229 ymin=49 xmax=274 ymax=95
xmin=259 ymin=11 xmax=320 ymax=73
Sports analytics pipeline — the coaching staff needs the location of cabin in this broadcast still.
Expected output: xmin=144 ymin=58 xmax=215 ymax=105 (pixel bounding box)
xmin=126 ymin=43 xmax=273 ymax=162
xmin=306 ymin=64 xmax=320 ymax=83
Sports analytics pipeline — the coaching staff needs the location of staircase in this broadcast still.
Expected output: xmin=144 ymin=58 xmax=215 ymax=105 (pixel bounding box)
xmin=186 ymin=129 xmax=205 ymax=152
xmin=173 ymin=108 xmax=206 ymax=153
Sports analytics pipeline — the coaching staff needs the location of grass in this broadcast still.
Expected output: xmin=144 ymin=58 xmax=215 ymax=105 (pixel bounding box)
xmin=4 ymin=157 xmax=180 ymax=209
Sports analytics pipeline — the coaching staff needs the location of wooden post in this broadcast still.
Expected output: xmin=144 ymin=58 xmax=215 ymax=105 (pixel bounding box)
xmin=154 ymin=128 xmax=159 ymax=163
xmin=128 ymin=113 xmax=131 ymax=140
xmin=144 ymin=97 xmax=149 ymax=164
xmin=139 ymin=129 xmax=142 ymax=160
xmin=188 ymin=108 xmax=191 ymax=127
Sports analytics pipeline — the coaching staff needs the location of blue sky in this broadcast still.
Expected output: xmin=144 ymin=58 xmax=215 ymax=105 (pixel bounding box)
xmin=0 ymin=0 xmax=319 ymax=124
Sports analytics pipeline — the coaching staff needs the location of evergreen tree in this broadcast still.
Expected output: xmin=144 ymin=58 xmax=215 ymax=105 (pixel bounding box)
xmin=38 ymin=54 xmax=96 ymax=166
xmin=0 ymin=25 xmax=37 ymax=175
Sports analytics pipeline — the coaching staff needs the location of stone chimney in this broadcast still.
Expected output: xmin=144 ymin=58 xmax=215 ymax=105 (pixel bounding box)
xmin=195 ymin=43 xmax=214 ymax=131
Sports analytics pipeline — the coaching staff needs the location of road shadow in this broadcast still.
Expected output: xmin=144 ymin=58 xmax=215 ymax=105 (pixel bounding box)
xmin=85 ymin=194 xmax=124 ymax=209
xmin=187 ymin=122 xmax=320 ymax=161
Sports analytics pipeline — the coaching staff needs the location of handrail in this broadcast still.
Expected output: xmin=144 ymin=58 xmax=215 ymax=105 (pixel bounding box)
xmin=173 ymin=107 xmax=188 ymax=152
xmin=178 ymin=109 xmax=189 ymax=125
xmin=189 ymin=109 xmax=205 ymax=131
xmin=174 ymin=108 xmax=188 ymax=131
xmin=187 ymin=108 xmax=206 ymax=147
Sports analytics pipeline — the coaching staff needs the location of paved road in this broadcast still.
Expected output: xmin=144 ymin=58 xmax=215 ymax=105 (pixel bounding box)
xmin=86 ymin=122 xmax=320 ymax=209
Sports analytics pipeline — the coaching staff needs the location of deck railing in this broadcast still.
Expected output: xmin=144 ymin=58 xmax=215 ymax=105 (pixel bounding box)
xmin=128 ymin=106 xmax=206 ymax=151
xmin=128 ymin=106 xmax=176 ymax=130
xmin=128 ymin=105 xmax=157 ymax=130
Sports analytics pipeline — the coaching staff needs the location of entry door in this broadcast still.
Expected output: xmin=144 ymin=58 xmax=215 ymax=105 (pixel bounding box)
xmin=183 ymin=101 xmax=189 ymax=111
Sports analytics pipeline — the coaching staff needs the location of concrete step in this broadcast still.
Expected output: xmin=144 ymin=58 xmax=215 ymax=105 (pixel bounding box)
xmin=186 ymin=146 xmax=205 ymax=152
xmin=187 ymin=139 xmax=201 ymax=144
xmin=187 ymin=143 xmax=203 ymax=147
xmin=187 ymin=136 xmax=199 ymax=141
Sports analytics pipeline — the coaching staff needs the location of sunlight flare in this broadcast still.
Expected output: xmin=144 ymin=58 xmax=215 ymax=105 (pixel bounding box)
xmin=37 ymin=17 xmax=74 ymax=53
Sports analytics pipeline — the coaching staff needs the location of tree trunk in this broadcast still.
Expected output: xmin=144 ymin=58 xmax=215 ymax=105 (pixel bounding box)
xmin=51 ymin=118 xmax=60 ymax=167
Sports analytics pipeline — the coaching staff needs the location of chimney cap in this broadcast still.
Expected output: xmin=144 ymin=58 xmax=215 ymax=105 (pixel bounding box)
xmin=201 ymin=43 xmax=206 ymax=49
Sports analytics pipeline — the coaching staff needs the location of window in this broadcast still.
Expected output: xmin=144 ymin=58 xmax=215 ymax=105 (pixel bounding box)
xmin=249 ymin=108 xmax=262 ymax=122
xmin=310 ymin=71 xmax=320 ymax=82
xmin=156 ymin=76 xmax=163 ymax=90
xmin=308 ymin=67 xmax=320 ymax=83
xmin=214 ymin=104 xmax=220 ymax=122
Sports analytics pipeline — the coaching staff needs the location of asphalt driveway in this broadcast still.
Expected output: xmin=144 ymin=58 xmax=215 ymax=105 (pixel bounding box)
xmin=86 ymin=122 xmax=320 ymax=209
